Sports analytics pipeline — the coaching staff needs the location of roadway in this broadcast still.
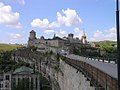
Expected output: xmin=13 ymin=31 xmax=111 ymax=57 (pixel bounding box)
xmin=65 ymin=54 xmax=118 ymax=79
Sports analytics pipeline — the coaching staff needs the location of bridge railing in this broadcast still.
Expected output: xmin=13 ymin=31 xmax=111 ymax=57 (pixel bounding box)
xmin=83 ymin=56 xmax=117 ymax=64
xmin=62 ymin=56 xmax=118 ymax=90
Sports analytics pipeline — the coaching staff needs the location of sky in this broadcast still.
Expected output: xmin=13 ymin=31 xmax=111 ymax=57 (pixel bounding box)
xmin=0 ymin=0 xmax=117 ymax=44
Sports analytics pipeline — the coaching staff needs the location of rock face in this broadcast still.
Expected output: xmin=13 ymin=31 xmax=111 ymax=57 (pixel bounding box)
xmin=53 ymin=60 xmax=95 ymax=90
xmin=38 ymin=59 xmax=95 ymax=90
xmin=12 ymin=49 xmax=95 ymax=90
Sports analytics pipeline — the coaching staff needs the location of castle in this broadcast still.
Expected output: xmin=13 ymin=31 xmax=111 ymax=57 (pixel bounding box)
xmin=28 ymin=30 xmax=89 ymax=52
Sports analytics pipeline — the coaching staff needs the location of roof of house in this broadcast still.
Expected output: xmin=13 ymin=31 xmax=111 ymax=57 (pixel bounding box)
xmin=13 ymin=66 xmax=34 ymax=74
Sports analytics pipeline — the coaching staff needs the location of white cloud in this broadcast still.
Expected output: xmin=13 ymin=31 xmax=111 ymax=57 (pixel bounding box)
xmin=9 ymin=33 xmax=22 ymax=39
xmin=31 ymin=18 xmax=60 ymax=30
xmin=7 ymin=22 xmax=22 ymax=29
xmin=50 ymin=22 xmax=60 ymax=28
xmin=57 ymin=8 xmax=82 ymax=27
xmin=31 ymin=8 xmax=82 ymax=31
xmin=31 ymin=18 xmax=49 ymax=28
xmin=90 ymin=27 xmax=116 ymax=41
xmin=0 ymin=2 xmax=4 ymax=7
xmin=74 ymin=27 xmax=84 ymax=39
xmin=93 ymin=30 xmax=103 ymax=38
xmin=18 ymin=0 xmax=25 ymax=5
xmin=59 ymin=29 xmax=66 ymax=35
xmin=44 ymin=29 xmax=66 ymax=37
xmin=105 ymin=27 xmax=116 ymax=40
xmin=30 ymin=9 xmax=83 ymax=38
xmin=44 ymin=30 xmax=54 ymax=34
xmin=0 ymin=2 xmax=22 ymax=28
xmin=55 ymin=29 xmax=67 ymax=38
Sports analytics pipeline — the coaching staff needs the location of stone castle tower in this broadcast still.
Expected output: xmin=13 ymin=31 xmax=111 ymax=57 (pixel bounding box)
xmin=29 ymin=30 xmax=36 ymax=40
xmin=28 ymin=30 xmax=36 ymax=47
xmin=68 ymin=33 xmax=74 ymax=39
xmin=81 ymin=32 xmax=87 ymax=44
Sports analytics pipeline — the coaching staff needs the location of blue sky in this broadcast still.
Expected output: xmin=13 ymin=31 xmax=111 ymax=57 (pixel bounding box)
xmin=0 ymin=0 xmax=117 ymax=44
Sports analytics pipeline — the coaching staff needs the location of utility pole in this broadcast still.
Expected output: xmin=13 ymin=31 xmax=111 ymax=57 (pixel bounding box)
xmin=116 ymin=0 xmax=120 ymax=89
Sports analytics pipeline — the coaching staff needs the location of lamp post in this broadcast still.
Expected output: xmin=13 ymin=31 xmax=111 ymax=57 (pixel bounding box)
xmin=116 ymin=0 xmax=120 ymax=89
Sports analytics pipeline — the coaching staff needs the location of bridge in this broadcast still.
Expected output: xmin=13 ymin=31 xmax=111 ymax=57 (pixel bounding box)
xmin=63 ymin=54 xmax=118 ymax=90
xmin=12 ymin=48 xmax=118 ymax=90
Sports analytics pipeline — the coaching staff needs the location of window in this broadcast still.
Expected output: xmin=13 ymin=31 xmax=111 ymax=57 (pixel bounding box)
xmin=5 ymin=75 xmax=10 ymax=80
xmin=0 ymin=83 xmax=3 ymax=88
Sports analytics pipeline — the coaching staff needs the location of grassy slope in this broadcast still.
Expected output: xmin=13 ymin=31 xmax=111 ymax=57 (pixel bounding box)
xmin=0 ymin=43 xmax=23 ymax=52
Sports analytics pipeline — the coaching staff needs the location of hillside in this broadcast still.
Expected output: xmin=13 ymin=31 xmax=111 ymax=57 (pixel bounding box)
xmin=94 ymin=41 xmax=116 ymax=47
xmin=93 ymin=41 xmax=117 ymax=52
xmin=91 ymin=41 xmax=117 ymax=59
xmin=0 ymin=43 xmax=23 ymax=52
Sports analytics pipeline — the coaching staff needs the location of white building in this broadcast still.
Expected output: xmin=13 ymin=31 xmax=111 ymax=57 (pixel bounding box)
xmin=0 ymin=66 xmax=40 ymax=90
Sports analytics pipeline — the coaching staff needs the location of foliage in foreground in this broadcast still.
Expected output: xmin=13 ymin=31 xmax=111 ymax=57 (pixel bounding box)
xmin=0 ymin=50 xmax=30 ymax=72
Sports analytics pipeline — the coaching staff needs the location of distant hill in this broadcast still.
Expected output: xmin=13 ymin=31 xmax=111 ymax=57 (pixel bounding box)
xmin=92 ymin=41 xmax=117 ymax=49
xmin=92 ymin=41 xmax=117 ymax=56
xmin=95 ymin=40 xmax=117 ymax=45
xmin=0 ymin=43 xmax=23 ymax=52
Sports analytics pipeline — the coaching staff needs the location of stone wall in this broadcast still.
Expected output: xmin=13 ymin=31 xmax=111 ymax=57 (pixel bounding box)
xmin=41 ymin=58 xmax=95 ymax=90
xmin=53 ymin=60 xmax=95 ymax=90
xmin=12 ymin=49 xmax=95 ymax=90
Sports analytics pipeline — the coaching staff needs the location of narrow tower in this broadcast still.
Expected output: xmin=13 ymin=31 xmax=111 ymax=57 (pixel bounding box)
xmin=81 ymin=32 xmax=87 ymax=44
xmin=29 ymin=30 xmax=36 ymax=40
xmin=28 ymin=30 xmax=36 ymax=47
xmin=68 ymin=33 xmax=74 ymax=40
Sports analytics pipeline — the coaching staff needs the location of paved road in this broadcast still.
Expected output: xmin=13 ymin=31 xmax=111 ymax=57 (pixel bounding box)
xmin=65 ymin=54 xmax=118 ymax=79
